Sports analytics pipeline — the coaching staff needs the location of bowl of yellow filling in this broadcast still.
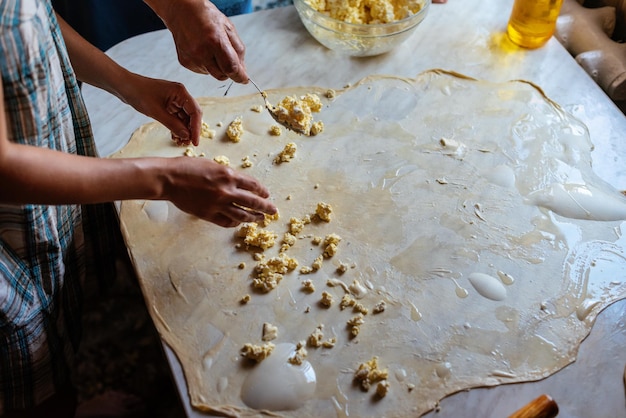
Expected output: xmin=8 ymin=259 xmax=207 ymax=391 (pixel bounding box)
xmin=294 ymin=0 xmax=429 ymax=57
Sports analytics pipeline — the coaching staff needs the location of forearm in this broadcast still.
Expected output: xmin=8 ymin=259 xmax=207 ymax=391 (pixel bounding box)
xmin=0 ymin=141 xmax=167 ymax=205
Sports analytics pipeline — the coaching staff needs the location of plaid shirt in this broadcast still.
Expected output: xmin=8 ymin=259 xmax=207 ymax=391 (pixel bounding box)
xmin=0 ymin=0 xmax=117 ymax=411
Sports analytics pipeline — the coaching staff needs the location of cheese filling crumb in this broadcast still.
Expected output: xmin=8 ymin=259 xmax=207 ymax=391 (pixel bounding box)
xmin=274 ymin=142 xmax=297 ymax=164
xmin=213 ymin=155 xmax=230 ymax=166
xmin=236 ymin=222 xmax=277 ymax=250
xmin=272 ymin=93 xmax=323 ymax=135
xmin=323 ymin=233 xmax=341 ymax=258
xmin=307 ymin=325 xmax=325 ymax=347
xmin=306 ymin=324 xmax=337 ymax=349
xmin=316 ymin=202 xmax=333 ymax=222
xmin=288 ymin=341 xmax=308 ymax=365
xmin=241 ymin=156 xmax=253 ymax=168
xmin=241 ymin=342 xmax=275 ymax=361
xmin=376 ymin=380 xmax=390 ymax=398
xmin=373 ymin=300 xmax=387 ymax=314
xmin=301 ymin=279 xmax=316 ymax=293
xmin=354 ymin=356 xmax=389 ymax=391
xmin=347 ymin=314 xmax=365 ymax=337
xmin=252 ymin=254 xmax=298 ymax=292
xmin=305 ymin=0 xmax=422 ymax=24
xmin=320 ymin=291 xmax=334 ymax=307
xmin=269 ymin=125 xmax=282 ymax=136
xmin=226 ymin=116 xmax=244 ymax=142
xmin=201 ymin=121 xmax=216 ymax=139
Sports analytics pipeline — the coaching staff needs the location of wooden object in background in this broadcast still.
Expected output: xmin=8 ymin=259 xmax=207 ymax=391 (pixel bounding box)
xmin=508 ymin=394 xmax=559 ymax=418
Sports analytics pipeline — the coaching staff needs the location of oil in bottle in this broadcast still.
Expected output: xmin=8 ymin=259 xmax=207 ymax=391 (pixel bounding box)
xmin=506 ymin=0 xmax=564 ymax=49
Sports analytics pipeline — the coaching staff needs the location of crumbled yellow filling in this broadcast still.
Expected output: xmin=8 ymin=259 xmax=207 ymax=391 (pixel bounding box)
xmin=336 ymin=262 xmax=349 ymax=274
xmin=274 ymin=142 xmax=297 ymax=164
xmin=305 ymin=0 xmax=421 ymax=24
xmin=269 ymin=125 xmax=282 ymax=136
xmin=241 ymin=342 xmax=275 ymax=361
xmin=354 ymin=356 xmax=389 ymax=391
xmin=347 ymin=314 xmax=365 ymax=337
xmin=340 ymin=294 xmax=356 ymax=310
xmin=252 ymin=254 xmax=298 ymax=292
xmin=226 ymin=116 xmax=244 ymax=142
xmin=322 ymin=337 xmax=337 ymax=348
xmin=376 ymin=380 xmax=390 ymax=398
xmin=373 ymin=300 xmax=387 ymax=314
xmin=289 ymin=217 xmax=306 ymax=235
xmin=288 ymin=341 xmax=308 ymax=365
xmin=316 ymin=202 xmax=333 ymax=222
xmin=213 ymin=155 xmax=230 ymax=166
xmin=261 ymin=211 xmax=280 ymax=227
xmin=323 ymin=233 xmax=341 ymax=258
xmin=241 ymin=156 xmax=253 ymax=168
xmin=236 ymin=222 xmax=277 ymax=250
xmin=308 ymin=325 xmax=325 ymax=347
xmin=301 ymin=279 xmax=316 ymax=293
xmin=320 ymin=291 xmax=334 ymax=307
xmin=310 ymin=121 xmax=324 ymax=136
xmin=311 ymin=255 xmax=323 ymax=271
xmin=354 ymin=302 xmax=369 ymax=315
xmin=184 ymin=147 xmax=199 ymax=157
xmin=272 ymin=93 xmax=323 ymax=135
xmin=201 ymin=121 xmax=216 ymax=139
xmin=307 ymin=324 xmax=337 ymax=349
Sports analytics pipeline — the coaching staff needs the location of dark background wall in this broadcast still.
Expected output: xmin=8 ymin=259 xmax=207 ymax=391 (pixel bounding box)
xmin=52 ymin=0 xmax=255 ymax=51
xmin=53 ymin=0 xmax=166 ymax=51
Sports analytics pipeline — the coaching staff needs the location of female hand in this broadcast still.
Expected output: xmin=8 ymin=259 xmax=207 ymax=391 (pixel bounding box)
xmin=146 ymin=0 xmax=248 ymax=83
xmin=163 ymin=156 xmax=277 ymax=227
xmin=123 ymin=75 xmax=203 ymax=146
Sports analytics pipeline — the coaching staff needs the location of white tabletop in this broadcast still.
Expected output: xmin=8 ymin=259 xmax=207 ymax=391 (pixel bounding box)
xmin=82 ymin=2 xmax=626 ymax=417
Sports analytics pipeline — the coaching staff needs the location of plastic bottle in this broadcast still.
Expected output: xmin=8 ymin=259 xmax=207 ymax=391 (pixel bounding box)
xmin=506 ymin=0 xmax=564 ymax=49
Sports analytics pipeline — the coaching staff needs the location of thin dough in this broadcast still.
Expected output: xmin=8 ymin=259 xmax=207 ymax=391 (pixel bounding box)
xmin=114 ymin=70 xmax=626 ymax=417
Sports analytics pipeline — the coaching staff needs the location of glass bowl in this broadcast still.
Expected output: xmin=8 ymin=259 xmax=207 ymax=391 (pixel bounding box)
xmin=293 ymin=0 xmax=429 ymax=57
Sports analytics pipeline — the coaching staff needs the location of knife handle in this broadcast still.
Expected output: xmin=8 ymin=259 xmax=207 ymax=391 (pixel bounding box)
xmin=508 ymin=394 xmax=559 ymax=418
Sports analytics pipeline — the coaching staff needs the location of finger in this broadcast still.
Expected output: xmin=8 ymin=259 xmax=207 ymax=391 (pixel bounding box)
xmin=182 ymin=99 xmax=203 ymax=146
xmin=168 ymin=88 xmax=188 ymax=107
xmin=233 ymin=173 xmax=270 ymax=196
xmin=171 ymin=133 xmax=192 ymax=146
xmin=232 ymin=192 xmax=277 ymax=217
xmin=162 ymin=112 xmax=192 ymax=141
xmin=224 ymin=26 xmax=248 ymax=83
xmin=204 ymin=56 xmax=228 ymax=81
xmin=227 ymin=203 xmax=267 ymax=223
xmin=225 ymin=20 xmax=245 ymax=58
xmin=167 ymin=101 xmax=181 ymax=115
xmin=214 ymin=37 xmax=247 ymax=83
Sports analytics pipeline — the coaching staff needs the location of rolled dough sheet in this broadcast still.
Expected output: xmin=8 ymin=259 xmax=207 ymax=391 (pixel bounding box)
xmin=113 ymin=70 xmax=626 ymax=417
